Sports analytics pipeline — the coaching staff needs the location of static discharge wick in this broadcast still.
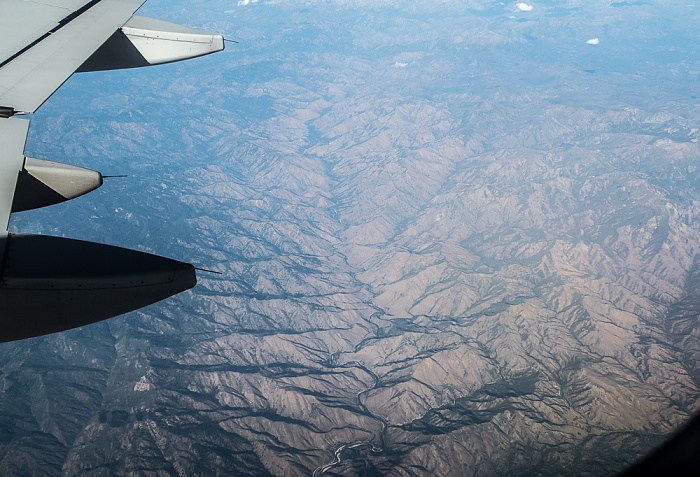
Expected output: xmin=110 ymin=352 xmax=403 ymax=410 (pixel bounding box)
xmin=195 ymin=267 xmax=223 ymax=275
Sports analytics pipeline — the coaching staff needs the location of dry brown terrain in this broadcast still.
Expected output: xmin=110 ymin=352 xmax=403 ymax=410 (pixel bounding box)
xmin=2 ymin=0 xmax=700 ymax=476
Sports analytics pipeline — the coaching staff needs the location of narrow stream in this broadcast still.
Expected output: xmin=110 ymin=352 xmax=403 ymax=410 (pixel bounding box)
xmin=312 ymin=357 xmax=387 ymax=476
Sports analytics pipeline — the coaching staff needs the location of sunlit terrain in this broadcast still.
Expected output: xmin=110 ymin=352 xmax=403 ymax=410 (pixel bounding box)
xmin=2 ymin=0 xmax=700 ymax=475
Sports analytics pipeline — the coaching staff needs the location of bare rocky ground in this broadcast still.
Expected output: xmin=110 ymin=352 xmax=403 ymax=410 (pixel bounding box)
xmin=2 ymin=1 xmax=700 ymax=476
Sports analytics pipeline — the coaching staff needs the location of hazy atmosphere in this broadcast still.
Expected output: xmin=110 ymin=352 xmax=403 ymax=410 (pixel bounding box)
xmin=3 ymin=0 xmax=700 ymax=475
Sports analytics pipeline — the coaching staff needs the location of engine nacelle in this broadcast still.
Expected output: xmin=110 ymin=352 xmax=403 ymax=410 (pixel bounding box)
xmin=78 ymin=16 xmax=225 ymax=72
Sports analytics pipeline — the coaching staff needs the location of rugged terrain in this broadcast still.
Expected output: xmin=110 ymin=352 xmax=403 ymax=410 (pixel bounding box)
xmin=2 ymin=0 xmax=700 ymax=475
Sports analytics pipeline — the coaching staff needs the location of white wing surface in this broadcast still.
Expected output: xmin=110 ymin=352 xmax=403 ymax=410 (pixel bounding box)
xmin=0 ymin=0 xmax=146 ymax=115
xmin=0 ymin=118 xmax=29 ymax=232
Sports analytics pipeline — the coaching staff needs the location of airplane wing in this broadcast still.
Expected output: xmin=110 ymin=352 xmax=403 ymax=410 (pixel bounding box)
xmin=0 ymin=0 xmax=224 ymax=342
xmin=0 ymin=0 xmax=147 ymax=116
